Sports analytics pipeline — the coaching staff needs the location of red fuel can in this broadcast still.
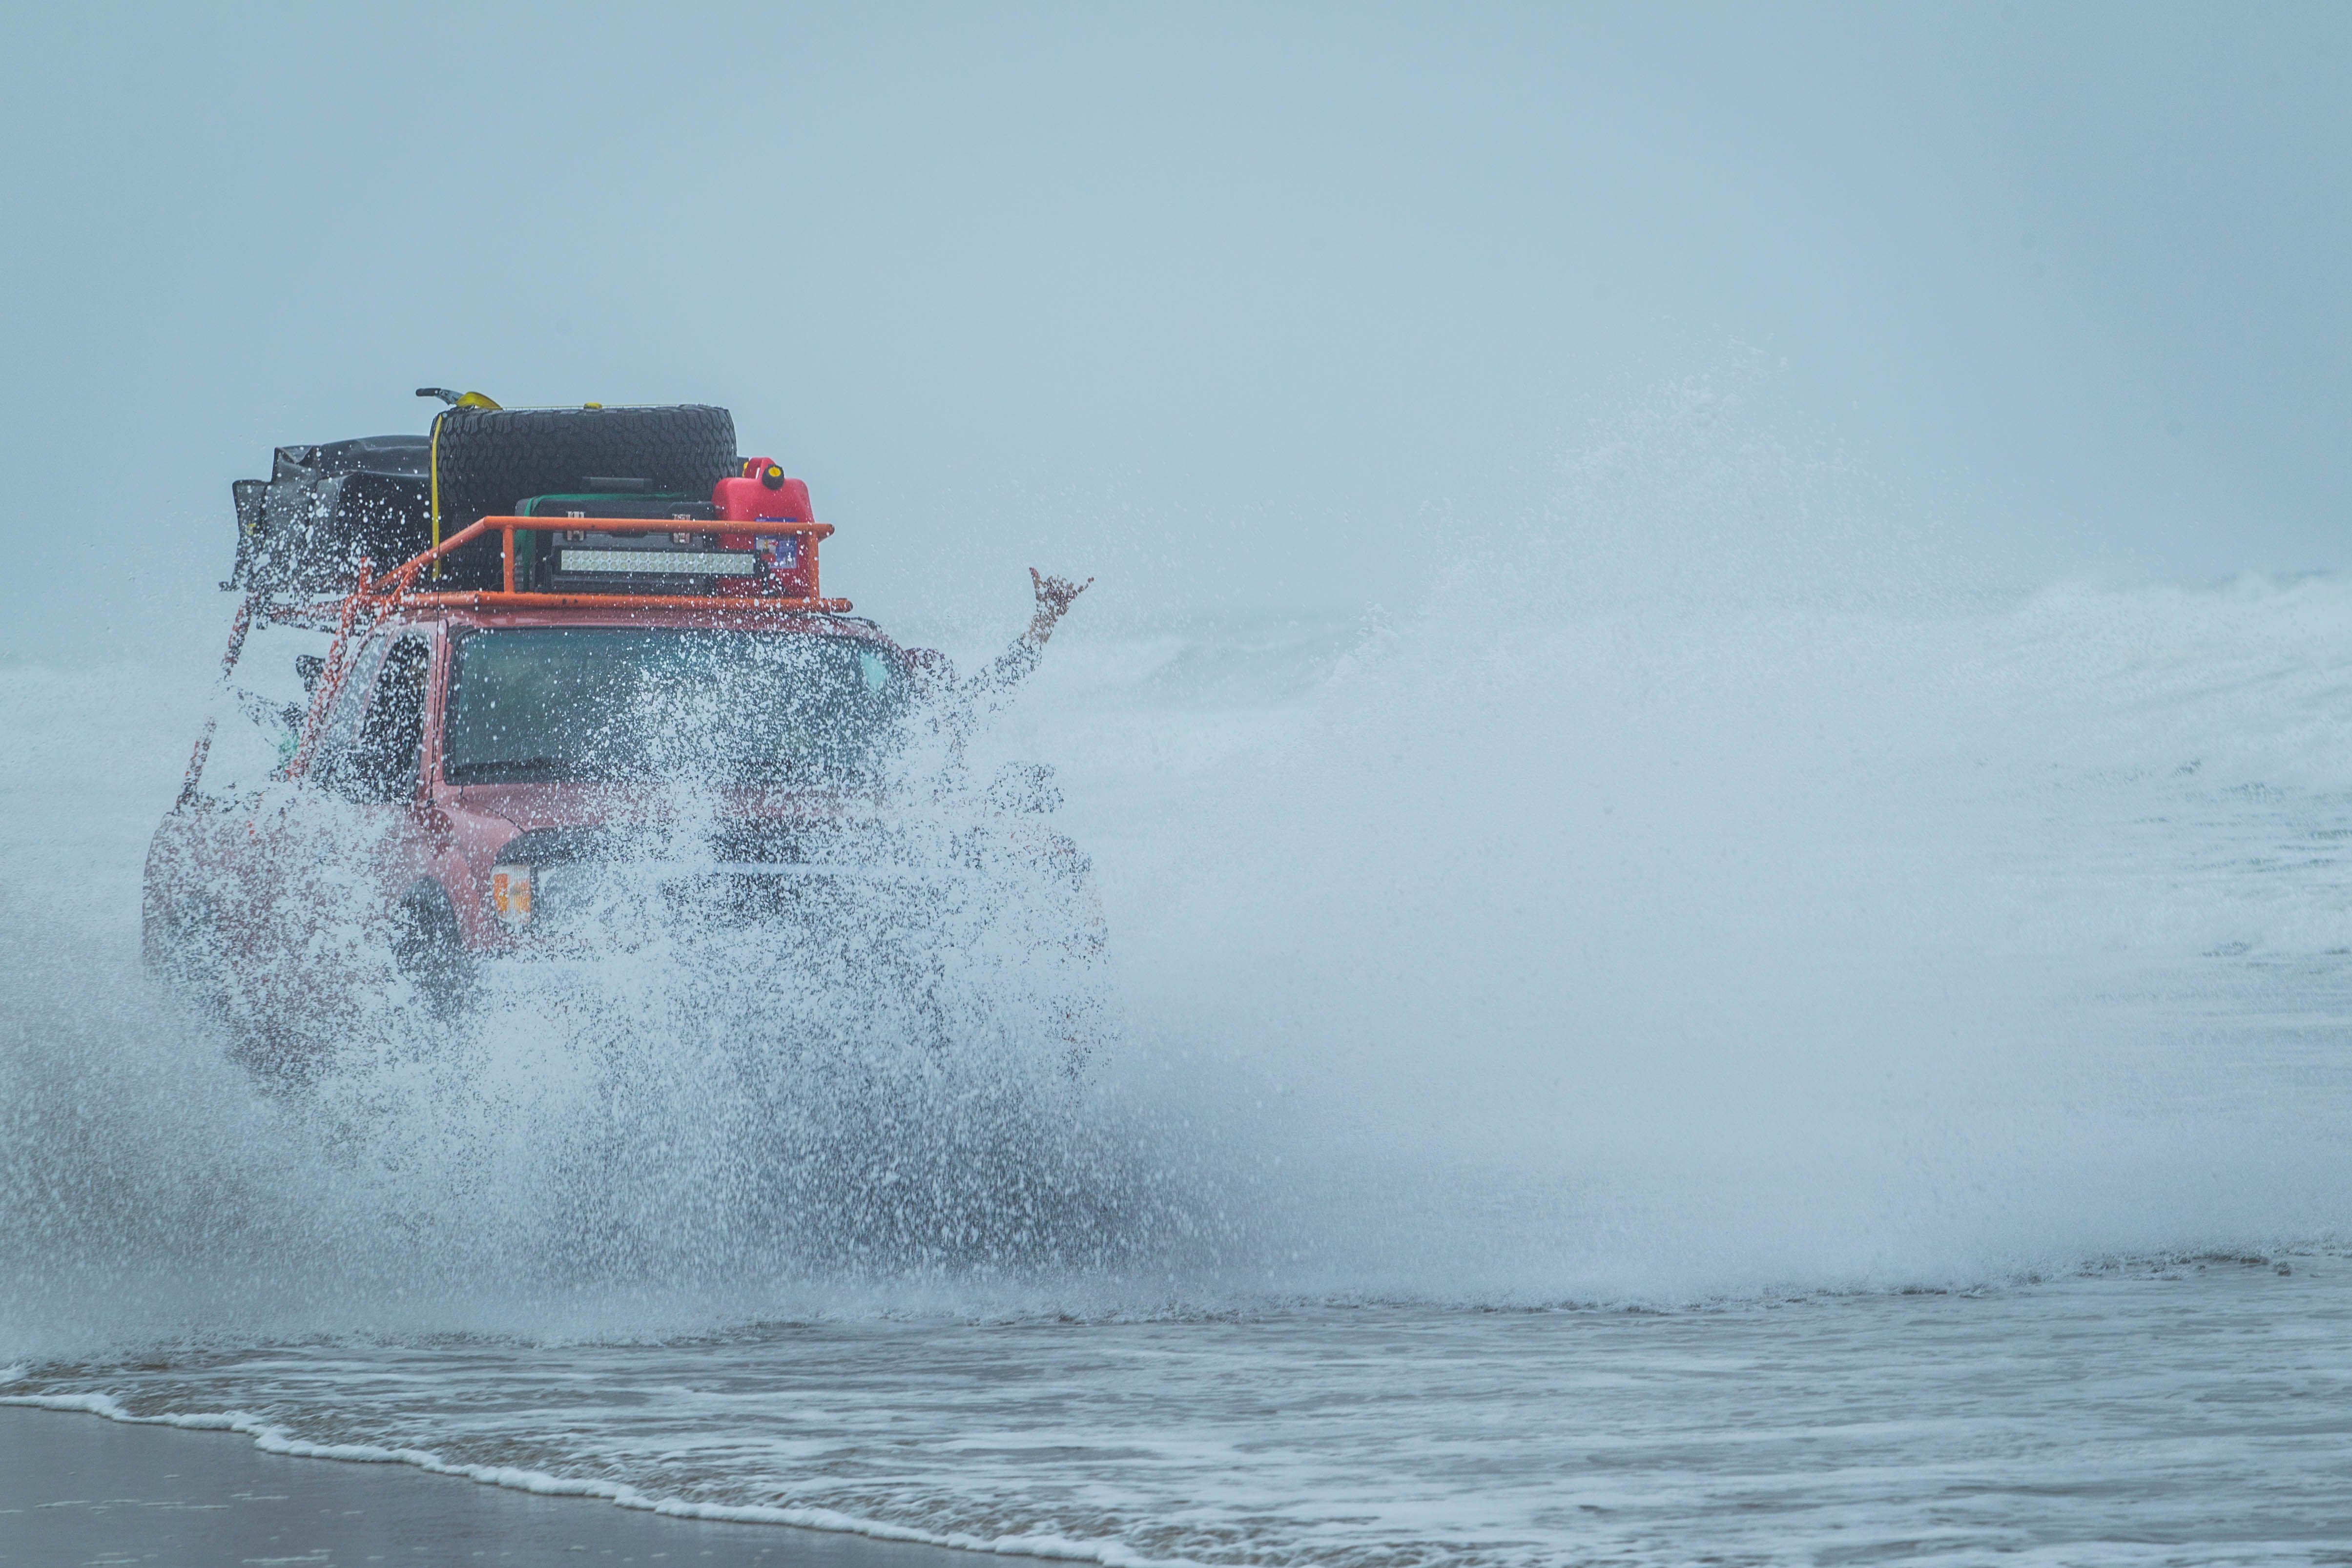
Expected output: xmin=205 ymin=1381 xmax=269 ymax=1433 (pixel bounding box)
xmin=713 ymin=457 xmax=817 ymax=598
xmin=713 ymin=457 xmax=812 ymax=523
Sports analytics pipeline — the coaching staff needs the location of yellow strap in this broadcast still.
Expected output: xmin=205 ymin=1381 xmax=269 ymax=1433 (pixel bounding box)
xmin=429 ymin=414 xmax=442 ymax=579
xmin=423 ymin=395 xmax=507 ymax=579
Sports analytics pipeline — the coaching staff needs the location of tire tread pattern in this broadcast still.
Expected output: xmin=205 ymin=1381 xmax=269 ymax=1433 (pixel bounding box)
xmin=433 ymin=406 xmax=739 ymax=531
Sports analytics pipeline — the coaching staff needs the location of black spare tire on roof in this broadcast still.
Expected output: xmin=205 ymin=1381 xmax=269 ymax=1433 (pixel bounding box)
xmin=431 ymin=404 xmax=740 ymax=536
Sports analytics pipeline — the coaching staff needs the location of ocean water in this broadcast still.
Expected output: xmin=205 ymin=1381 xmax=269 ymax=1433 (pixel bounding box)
xmin=7 ymin=548 xmax=2352 ymax=1563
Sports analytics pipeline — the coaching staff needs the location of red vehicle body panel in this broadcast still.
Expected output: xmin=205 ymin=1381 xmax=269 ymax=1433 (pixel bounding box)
xmin=147 ymin=603 xmax=914 ymax=974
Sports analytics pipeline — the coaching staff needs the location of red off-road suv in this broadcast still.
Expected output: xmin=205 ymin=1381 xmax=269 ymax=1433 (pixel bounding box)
xmin=145 ymin=398 xmax=1100 ymax=1063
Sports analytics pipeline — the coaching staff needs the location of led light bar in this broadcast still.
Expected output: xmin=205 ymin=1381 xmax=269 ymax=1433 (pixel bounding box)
xmin=558 ymin=549 xmax=757 ymax=577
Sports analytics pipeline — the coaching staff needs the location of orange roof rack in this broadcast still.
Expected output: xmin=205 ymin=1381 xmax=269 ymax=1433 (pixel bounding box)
xmin=383 ymin=513 xmax=848 ymax=614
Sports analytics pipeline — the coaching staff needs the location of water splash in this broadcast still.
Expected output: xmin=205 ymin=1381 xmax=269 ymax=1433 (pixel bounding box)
xmin=7 ymin=397 xmax=2352 ymax=1359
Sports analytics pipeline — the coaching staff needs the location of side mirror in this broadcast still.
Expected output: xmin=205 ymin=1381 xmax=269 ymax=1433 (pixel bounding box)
xmin=987 ymin=762 xmax=1061 ymax=815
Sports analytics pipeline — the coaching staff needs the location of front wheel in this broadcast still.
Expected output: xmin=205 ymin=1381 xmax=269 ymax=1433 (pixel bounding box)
xmin=144 ymin=891 xmax=236 ymax=1009
xmin=392 ymin=883 xmax=472 ymax=1017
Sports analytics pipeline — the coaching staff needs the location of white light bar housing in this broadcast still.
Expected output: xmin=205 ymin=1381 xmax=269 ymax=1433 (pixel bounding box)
xmin=558 ymin=549 xmax=757 ymax=577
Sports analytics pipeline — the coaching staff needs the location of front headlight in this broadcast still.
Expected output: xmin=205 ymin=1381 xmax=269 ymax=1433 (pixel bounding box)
xmin=490 ymin=864 xmax=533 ymax=930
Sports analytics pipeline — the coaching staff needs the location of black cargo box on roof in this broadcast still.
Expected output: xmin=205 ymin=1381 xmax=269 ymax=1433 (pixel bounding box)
xmin=229 ymin=434 xmax=445 ymax=598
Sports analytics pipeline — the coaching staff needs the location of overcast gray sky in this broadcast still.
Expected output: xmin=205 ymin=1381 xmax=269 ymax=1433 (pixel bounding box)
xmin=2 ymin=2 xmax=2345 ymax=658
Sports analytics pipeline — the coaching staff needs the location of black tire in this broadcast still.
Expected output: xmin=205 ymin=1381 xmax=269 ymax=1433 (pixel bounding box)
xmin=392 ymin=883 xmax=472 ymax=1017
xmin=430 ymin=405 xmax=739 ymax=531
xmin=145 ymin=892 xmax=233 ymax=1007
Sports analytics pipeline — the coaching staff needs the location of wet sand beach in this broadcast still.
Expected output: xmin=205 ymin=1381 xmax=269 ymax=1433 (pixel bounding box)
xmin=0 ymin=1406 xmax=987 ymax=1568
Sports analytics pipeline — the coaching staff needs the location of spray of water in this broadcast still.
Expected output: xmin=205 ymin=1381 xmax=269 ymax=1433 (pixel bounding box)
xmin=5 ymin=377 xmax=2350 ymax=1364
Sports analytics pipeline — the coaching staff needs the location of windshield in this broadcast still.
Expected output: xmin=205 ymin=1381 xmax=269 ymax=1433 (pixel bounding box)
xmin=443 ymin=627 xmax=908 ymax=786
